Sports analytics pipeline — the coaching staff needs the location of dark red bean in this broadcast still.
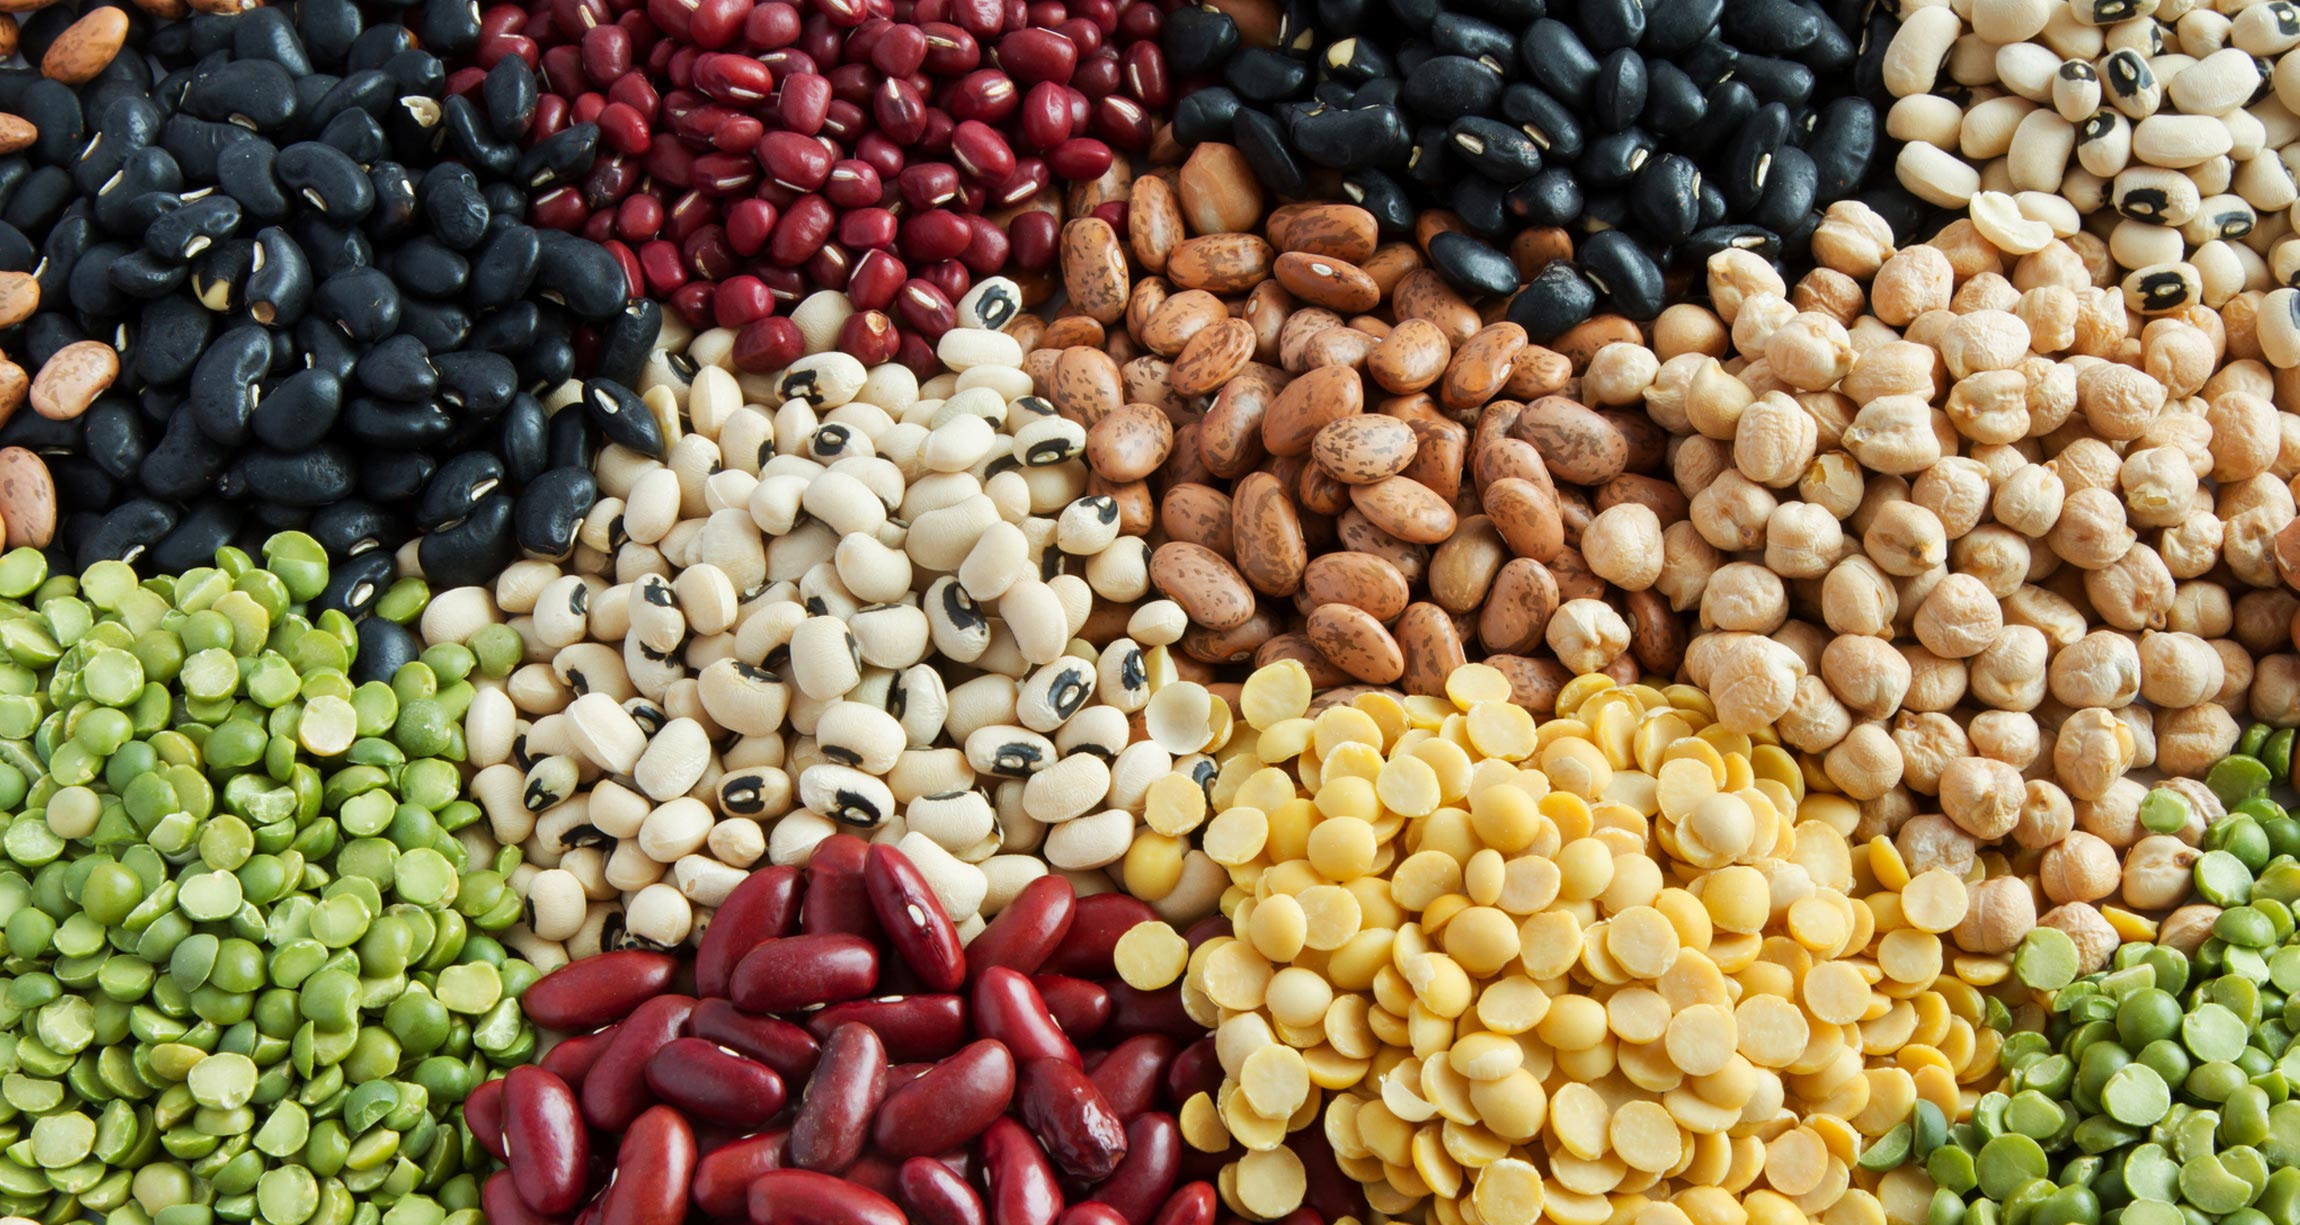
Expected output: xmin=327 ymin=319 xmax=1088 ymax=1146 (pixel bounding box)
xmin=696 ymin=864 xmax=803 ymax=999
xmin=809 ymin=242 xmax=856 ymax=292
xmin=856 ymin=131 xmax=908 ymax=179
xmin=485 ymin=1171 xmax=566 ymax=1225
xmin=1038 ymin=896 xmax=1151 ymax=979
xmin=873 ymin=77 xmax=930 ymax=142
xmin=839 ymin=207 xmax=900 ymax=250
xmin=998 ymin=28 xmax=1075 ymax=84
xmin=757 ymin=131 xmax=836 ymax=192
xmin=729 ymin=933 xmax=879 ymax=1014
xmin=1149 ymin=1184 xmax=1214 ymax=1225
xmin=969 ymin=876 xmax=1074 ymax=980
xmin=947 ymin=68 xmax=1019 ymax=123
xmin=981 ymin=1117 xmax=1064 ymax=1225
xmin=871 ymin=22 xmax=929 ymax=75
xmin=800 ymin=834 xmax=880 ymax=939
xmin=899 ymin=1156 xmax=988 ymax=1225
xmin=959 ymin=215 xmax=1010 ymax=274
xmin=951 ymin=118 xmax=1016 ymax=182
xmin=1105 ymin=982 xmax=1201 ymax=1043
xmin=847 ymin=249 xmax=910 ymax=310
xmin=734 ymin=315 xmax=806 ymax=371
xmin=824 ymin=98 xmax=871 ymax=140
xmin=1087 ymin=1035 xmax=1174 ymax=1124
xmin=727 ymin=197 xmax=779 ymax=254
xmin=1120 ymin=41 xmax=1166 ymax=107
xmin=1165 ymin=1038 xmax=1221 ymax=1108
xmin=695 ymin=1132 xmax=790 ymax=1218
xmin=1054 ymin=18 xmax=1099 ymax=55
xmin=920 ymin=21 xmax=980 ymax=74
xmin=863 ymin=843 xmax=967 ymax=991
xmin=1115 ymin=1 xmax=1158 ymax=40
xmin=1085 ymin=1114 xmax=1180 ymax=1225
xmin=713 ymin=274 xmax=777 ymax=326
xmin=466 ymin=1077 xmax=509 ymax=1161
xmin=1019 ymin=81 xmax=1072 ymax=149
xmin=747 ymin=0 xmax=803 ymax=47
xmin=898 ymin=162 xmax=962 ymax=210
xmin=826 ymin=159 xmax=885 ymax=207
xmin=505 ymin=1067 xmax=591 ymax=1215
xmin=524 ymin=951 xmax=681 ymax=1031
xmin=533 ymin=185 xmax=594 ymax=232
xmin=1017 ymin=1057 xmax=1128 ymax=1181
xmin=988 ymin=157 xmax=1049 ymax=208
xmin=689 ymin=997 xmax=822 ymax=1079
xmin=895 ymin=277 xmax=958 ymax=337
xmin=872 ymin=1037 xmax=1016 ymax=1156
xmin=582 ymin=994 xmax=698 ymax=1133
xmin=1031 ymin=975 xmax=1109 ymax=1041
xmin=600 ymin=1106 xmax=696 ymax=1225
xmin=843 ymin=1153 xmax=908 ymax=1202
xmin=951 ymin=0 xmax=1003 ymax=39
xmin=768 ymin=193 xmax=838 ymax=266
xmin=789 ymin=1022 xmax=890 ymax=1174
xmin=1046 ymin=137 xmax=1110 ymax=180
xmin=1071 ymin=49 xmax=1118 ymax=98
xmin=646 ymin=1037 xmax=787 ymax=1129
xmin=691 ymin=0 xmax=753 ymax=46
xmin=583 ymin=25 xmax=636 ymax=85
xmin=972 ymin=967 xmax=1079 ymax=1068
xmin=540 ymin=1028 xmax=616 ymax=1092
xmin=1060 ymin=1207 xmax=1128 ymax=1225
xmin=838 ymin=309 xmax=903 ymax=365
xmin=671 ymin=281 xmax=718 ymax=328
xmin=749 ymin=1171 xmax=907 ymax=1225
xmin=900 ymin=209 xmax=972 ymax=261
xmin=1091 ymin=94 xmax=1149 ymax=150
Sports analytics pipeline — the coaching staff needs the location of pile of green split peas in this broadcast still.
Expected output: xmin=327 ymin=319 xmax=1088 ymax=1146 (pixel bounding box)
xmin=2185 ymin=726 xmax=2300 ymax=914
xmin=0 ymin=535 xmax=536 ymax=1225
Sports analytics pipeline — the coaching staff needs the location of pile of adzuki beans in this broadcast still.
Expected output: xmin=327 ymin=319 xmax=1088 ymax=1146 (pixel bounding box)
xmin=467 ymin=0 xmax=1165 ymax=347
xmin=477 ymin=836 xmax=1362 ymax=1225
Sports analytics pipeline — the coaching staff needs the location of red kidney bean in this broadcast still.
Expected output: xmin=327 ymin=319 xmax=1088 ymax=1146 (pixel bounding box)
xmin=466 ymin=1077 xmax=509 ymax=1161
xmin=485 ymin=1170 xmax=566 ymax=1225
xmin=694 ymin=1131 xmax=791 ymax=1218
xmin=1030 ymin=976 xmax=1108 ymax=1041
xmin=539 ymin=1027 xmax=616 ymax=1091
xmin=689 ymin=997 xmax=822 ymax=1080
xmin=1086 ymin=1034 xmax=1173 ymax=1123
xmin=899 ymin=1156 xmax=988 ymax=1225
xmin=872 ymin=1038 xmax=1016 ymax=1156
xmin=582 ymin=994 xmax=698 ymax=1132
xmin=1017 ymin=1057 xmax=1127 ymax=1181
xmin=600 ymin=1106 xmax=696 ymax=1225
xmin=645 ymin=1036 xmax=788 ymax=1129
xmin=1060 ymin=1207 xmax=1127 ymax=1225
xmin=1165 ymin=1039 xmax=1220 ymax=1107
xmin=972 ymin=967 xmax=1079 ymax=1069
xmin=1085 ymin=1114 xmax=1179 ymax=1225
xmin=1038 ymin=896 xmax=1155 ymax=980
xmin=525 ymin=951 xmax=681 ymax=1031
xmin=730 ymin=933 xmax=879 ymax=1014
xmin=804 ymin=993 xmax=966 ymax=1061
xmin=981 ymin=1117 xmax=1064 ymax=1225
xmin=1149 ymin=1184 xmax=1213 ymax=1225
xmin=789 ymin=1023 xmax=890 ymax=1174
xmin=801 ymin=834 xmax=881 ymax=939
xmin=968 ymin=876 xmax=1074 ymax=980
xmin=1104 ymin=983 xmax=1201 ymax=1043
xmin=862 ymin=843 xmax=967 ymax=991
xmin=505 ymin=1066 xmax=591 ymax=1215
xmin=696 ymin=864 xmax=803 ymax=999
xmin=748 ymin=1170 xmax=907 ymax=1225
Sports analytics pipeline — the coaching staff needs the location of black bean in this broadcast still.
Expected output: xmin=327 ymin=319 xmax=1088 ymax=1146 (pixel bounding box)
xmin=467 ymin=301 xmax=541 ymax=357
xmin=216 ymin=139 xmax=291 ymax=223
xmin=1291 ymin=103 xmax=1413 ymax=171
xmin=443 ymin=95 xmax=519 ymax=178
xmin=1431 ymin=13 xmax=1515 ymax=65
xmin=78 ymin=499 xmax=179 ymax=569
xmin=582 ymin=378 xmax=664 ymax=458
xmin=129 ymin=294 xmax=211 ymax=390
xmin=1579 ymin=127 xmax=1655 ymax=188
xmin=1697 ymin=177 xmax=1728 ymax=227
xmin=1162 ymin=6 xmax=1241 ymax=76
xmin=252 ymin=368 xmax=343 ymax=451
xmin=1746 ymin=145 xmax=1817 ymax=234
xmin=1172 ymin=86 xmax=1242 ymax=144
xmin=310 ymin=500 xmax=394 ymax=559
xmin=1733 ymin=53 xmax=1813 ymax=106
xmin=185 ymin=59 xmax=301 ymax=132
xmin=139 ymin=410 xmax=234 ymax=502
xmin=1719 ymin=101 xmax=1791 ymax=211
xmin=1677 ymin=223 xmax=1780 ymax=268
xmin=1574 ymin=0 xmax=1647 ymax=53
xmin=595 ymin=299 xmax=663 ymax=391
xmin=1795 ymin=10 xmax=1857 ymax=74
xmin=68 ymin=244 xmax=131 ymax=318
xmin=1400 ymin=55 xmax=1503 ymax=121
xmin=1406 ymin=124 xmax=1454 ymax=189
xmin=38 ymin=209 xmax=94 ymax=307
xmin=514 ymin=122 xmax=599 ymax=191
xmin=1504 ymin=167 xmax=1582 ymax=226
xmin=361 ymin=452 xmax=436 ymax=503
xmin=296 ymin=317 xmax=359 ymax=382
xmin=1518 ymin=20 xmax=1598 ymax=105
xmin=1342 ymin=168 xmax=1417 ymax=235
xmin=416 ymin=451 xmax=507 ymax=531
xmin=547 ymin=395 xmax=601 ymax=471
xmin=5 ymin=165 xmax=70 ymax=235
xmin=353 ymin=333 xmax=439 ymax=403
xmin=189 ymin=326 xmax=273 ymax=446
xmin=148 ymin=500 xmax=246 ymax=575
xmin=320 ymin=110 xmax=390 ymax=165
xmin=146 ymin=196 xmax=243 ymax=263
xmin=82 ymin=401 xmax=147 ymax=483
xmin=499 ymin=393 xmax=551 ymax=485
xmin=514 ymin=465 xmax=595 ymax=559
xmin=1680 ymin=37 xmax=1740 ymax=86
xmin=1631 ymin=152 xmax=1702 ymax=243
xmin=416 ymin=493 xmax=516 ymax=589
xmin=1579 ymin=229 xmax=1665 ymax=319
xmin=1590 ymin=49 xmax=1647 ymax=132
xmin=1683 ymin=80 xmax=1758 ymax=157
xmin=1641 ymin=62 xmax=1706 ymax=135
xmin=1450 ymin=115 xmax=1544 ymax=182
xmin=1320 ymin=36 xmax=1394 ymax=84
xmin=1429 ymin=231 xmax=1518 ymax=296
xmin=110 ymin=250 xmax=192 ymax=299
xmin=387 ymin=235 xmax=470 ymax=298
xmin=1316 ymin=0 xmax=1373 ymax=34
xmin=532 ymin=229 xmax=629 ymax=320
xmin=1806 ymin=96 xmax=1876 ymax=202
xmin=399 ymin=297 xmax=473 ymax=353
xmin=233 ymin=7 xmax=314 ymax=75
xmin=352 ymin=613 xmax=420 ymax=684
xmin=316 ymin=547 xmax=396 ymax=620
xmin=434 ymin=351 xmax=518 ymax=416
xmin=1454 ymin=174 xmax=1509 ymax=236
xmin=223 ymin=445 xmax=357 ymax=506
xmin=94 ymin=148 xmax=183 ymax=233
xmin=1505 ymin=262 xmax=1597 ymax=341
xmin=1501 ymin=83 xmax=1584 ymax=162
xmin=309 ymin=70 xmax=396 ymax=132
xmin=1224 ymin=48 xmax=1312 ymax=104
xmin=277 ymin=141 xmax=374 ymax=221
xmin=160 ymin=116 xmax=256 ymax=183
xmin=417 ymin=162 xmax=490 ymax=250
xmin=21 ymin=81 xmax=83 ymax=166
xmin=1721 ymin=0 xmax=1821 ymax=55
xmin=348 ymin=24 xmax=418 ymax=73
xmin=1233 ymin=107 xmax=1308 ymax=199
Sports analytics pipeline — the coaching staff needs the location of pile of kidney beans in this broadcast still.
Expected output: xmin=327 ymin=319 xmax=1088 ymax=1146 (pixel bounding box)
xmin=0 ymin=0 xmax=649 ymax=596
xmin=1160 ymin=0 xmax=1910 ymax=328
xmin=471 ymin=0 xmax=1165 ymax=345
xmin=484 ymin=836 xmax=1361 ymax=1225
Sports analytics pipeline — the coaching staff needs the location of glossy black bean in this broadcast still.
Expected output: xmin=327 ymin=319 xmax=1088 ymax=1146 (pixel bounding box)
xmin=276 ymin=141 xmax=375 ymax=222
xmin=146 ymin=196 xmax=244 ymax=264
xmin=530 ymin=230 xmax=626 ymax=321
xmin=160 ymin=116 xmax=257 ymax=183
xmin=1721 ymin=0 xmax=1821 ymax=55
xmin=1231 ymin=107 xmax=1308 ymax=199
xmin=189 ymin=240 xmax=253 ymax=314
xmin=69 ymin=244 xmax=133 ymax=318
xmin=348 ymin=24 xmax=418 ymax=73
xmin=1734 ymin=54 xmax=1812 ymax=106
xmin=1450 ymin=116 xmax=1543 ymax=182
xmin=1430 ymin=13 xmax=1514 ymax=65
xmin=1320 ymin=36 xmax=1393 ymax=84
xmin=596 ymin=299 xmax=664 ymax=390
xmin=130 ymin=293 xmax=213 ymax=386
xmin=308 ymin=70 xmax=396 ymax=132
xmin=482 ymin=180 xmax=529 ymax=226
xmin=1454 ymin=174 xmax=1508 ymax=236
xmin=1172 ymin=86 xmax=1241 ymax=144
xmin=1679 ymin=37 xmax=1739 ymax=86
xmin=377 ymin=235 xmax=468 ymax=300
xmin=1806 ymin=96 xmax=1875 ymax=202
xmin=1427 ymin=231 xmax=1515 ymax=296
xmin=1579 ymin=127 xmax=1655 ymax=189
xmin=1504 ymin=167 xmax=1581 ymax=226
xmin=1795 ymin=10 xmax=1856 ymax=74
xmin=417 ymin=0 xmax=483 ymax=61
xmin=316 ymin=547 xmax=396 ymax=620
xmin=229 ymin=7 xmax=313 ymax=75
xmin=1291 ymin=103 xmax=1413 ymax=171
xmin=1347 ymin=78 xmax=1399 ymax=108
xmin=1518 ymin=20 xmax=1597 ymax=105
xmin=1388 ymin=0 xmax=1439 ymax=31
xmin=1745 ymin=144 xmax=1816 ymax=234
xmin=1405 ymin=125 xmax=1453 ymax=189
xmin=364 ymin=161 xmax=421 ymax=242
xmin=297 ymin=0 xmax=365 ymax=67
xmin=469 ymin=224 xmax=540 ymax=309
xmin=1640 ymin=62 xmax=1705 ymax=134
xmin=38 ymin=210 xmax=94 ymax=308
xmin=251 ymin=368 xmax=343 ymax=451
xmin=92 ymin=148 xmax=183 ymax=234
xmin=1223 ymin=48 xmax=1310 ymax=104
xmin=351 ymin=333 xmax=438 ymax=403
xmin=296 ymin=317 xmax=359 ymax=382
xmin=309 ymin=501 xmax=393 ymax=560
xmin=1715 ymin=101 xmax=1792 ymax=213
xmin=184 ymin=60 xmax=301 ymax=132
xmin=1697 ymin=178 xmax=1728 ymax=227
xmin=1162 ymin=6 xmax=1240 ymax=75
xmin=481 ymin=59 xmax=539 ymax=146
xmin=1677 ymin=224 xmax=1779 ymax=269
xmin=1341 ymin=168 xmax=1416 ymax=235
xmin=1683 ymin=81 xmax=1757 ymax=158
xmin=1852 ymin=11 xmax=1895 ymax=99
xmin=223 ymin=445 xmax=357 ymax=506
xmin=416 ymin=451 xmax=507 ymax=531
xmin=343 ymin=615 xmax=420 ymax=687
xmin=147 ymin=500 xmax=245 ymax=575
xmin=1455 ymin=0 xmax=1544 ymax=20
xmin=1642 ymin=0 xmax=1725 ymax=56
xmin=358 ymin=454 xmax=435 ymax=506
xmin=515 ymin=123 xmax=600 ymax=191
xmin=75 ymin=98 xmax=161 ymax=197
xmin=318 ymin=110 xmax=389 ymax=166
xmin=398 ymin=298 xmax=473 ymax=353
xmin=139 ymin=409 xmax=235 ymax=502
xmin=82 ymin=401 xmax=148 ymax=483
xmin=1630 ymin=152 xmax=1701 ymax=243
xmin=1501 ymin=83 xmax=1584 ymax=162
xmin=78 ymin=500 xmax=179 ymax=569
xmin=1575 ymin=0 xmax=1646 ymax=53
xmin=241 ymin=227 xmax=314 ymax=327
xmin=1315 ymin=0 xmax=1371 ymax=34
xmin=498 ymin=393 xmax=551 ymax=484
xmin=417 ymin=493 xmax=516 ymax=589
xmin=1505 ymin=262 xmax=1596 ymax=341
xmin=581 ymin=378 xmax=665 ymax=458
xmin=293 ymin=73 xmax=344 ymax=125
xmin=109 ymin=250 xmax=192 ymax=299
xmin=291 ymin=211 xmax=372 ymax=277
xmin=467 ymin=301 xmax=541 ymax=358
xmin=1590 ymin=49 xmax=1647 ymax=132
xmin=441 ymin=95 xmax=519 ymax=178
xmin=435 ymin=352 xmax=518 ymax=417
xmin=1578 ymin=230 xmax=1664 ymax=319
xmin=311 ymin=266 xmax=401 ymax=342
xmin=215 ymin=140 xmax=291 ymax=223
xmin=5 ymin=165 xmax=70 ymax=237
xmin=1399 ymin=55 xmax=1502 ymax=122
xmin=344 ymin=397 xmax=458 ymax=450
xmin=408 ymin=162 xmax=489 ymax=251
xmin=187 ymin=326 xmax=274 ymax=446
xmin=19 ymin=317 xmax=85 ymax=372
xmin=21 ymin=81 xmax=84 ymax=167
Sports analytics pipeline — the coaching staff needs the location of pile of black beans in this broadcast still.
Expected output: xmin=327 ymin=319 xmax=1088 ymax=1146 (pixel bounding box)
xmin=1164 ymin=0 xmax=1907 ymax=337
xmin=0 ymin=0 xmax=660 ymax=612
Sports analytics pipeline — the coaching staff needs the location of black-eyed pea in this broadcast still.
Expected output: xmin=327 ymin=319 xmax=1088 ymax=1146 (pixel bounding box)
xmin=1016 ymin=657 xmax=1097 ymax=732
xmin=1043 ymin=808 xmax=1133 ymax=870
xmin=998 ymin=579 xmax=1072 ymax=665
xmin=1022 ymin=754 xmax=1111 ymax=823
xmin=1084 ymin=536 xmax=1153 ymax=603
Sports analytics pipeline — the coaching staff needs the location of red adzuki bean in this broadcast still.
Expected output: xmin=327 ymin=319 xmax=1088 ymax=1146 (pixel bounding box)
xmin=504 ymin=1066 xmax=591 ymax=1215
xmin=520 ymin=950 xmax=679 ymax=1030
xmin=872 ymin=1038 xmax=1015 ymax=1156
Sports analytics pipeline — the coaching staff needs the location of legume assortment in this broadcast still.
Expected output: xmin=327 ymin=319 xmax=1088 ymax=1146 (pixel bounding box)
xmin=0 ymin=535 xmax=536 ymax=1225
xmin=1137 ymin=660 xmax=2006 ymax=1225
xmin=0 ymin=0 xmax=643 ymax=589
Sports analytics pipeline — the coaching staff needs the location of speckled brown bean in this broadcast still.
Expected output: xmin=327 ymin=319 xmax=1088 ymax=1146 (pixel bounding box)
xmin=1277 ymin=309 xmax=1343 ymax=373
xmin=1511 ymin=228 xmax=1576 ymax=275
xmin=1197 ymin=366 xmax=1279 ymax=478
xmin=1301 ymin=551 xmax=1411 ymax=621
xmin=1007 ymin=312 xmax=1049 ymax=354
xmin=1150 ymin=542 xmax=1257 ymax=630
xmin=1548 ymin=547 xmax=1605 ymax=603
xmin=1551 ymin=316 xmax=1643 ymax=371
xmin=1230 ymin=472 xmax=1307 ymax=596
xmin=1396 ymin=602 xmax=1468 ymax=697
xmin=1041 ymin=315 xmax=1106 ymax=350
xmin=1512 ymin=397 xmax=1630 ymax=485
xmin=1336 ymin=508 xmax=1430 ymax=585
xmin=1598 ymin=409 xmax=1669 ymax=472
xmin=1164 ymin=426 xmax=1217 ymax=488
xmin=1302 ymin=326 xmax=1377 ymax=371
xmin=1243 ymin=282 xmax=1292 ymax=364
xmin=1181 ymin=607 xmax=1282 ymax=664
xmin=1311 ymin=415 xmax=1418 ymax=484
xmin=43 ymin=6 xmax=128 ymax=83
xmin=1392 ymin=269 xmax=1480 ymax=345
xmin=1504 ymin=346 xmax=1574 ymax=400
xmin=1361 ymin=244 xmax=1424 ymax=299
xmin=1166 ymin=235 xmax=1274 ymax=294
xmin=1274 ymin=252 xmax=1381 ymax=313
xmin=0 ymin=446 xmax=55 ymax=548
xmin=1255 ymin=633 xmax=1353 ymax=689
xmin=0 ymin=273 xmax=36 ymax=329
xmin=1305 ymin=603 xmax=1405 ymax=683
xmin=1139 ymin=291 xmax=1224 ymax=357
xmin=0 ymin=361 xmax=28 ymax=424
xmin=1487 ymin=653 xmax=1572 ymax=714
xmin=1367 ymin=320 xmax=1451 ymax=394
xmin=1440 ymin=323 xmax=1527 ymax=410
xmin=1062 ymin=219 xmax=1130 ymax=325
xmin=1122 ymin=358 xmax=1179 ymax=415
xmin=1297 ymin=462 xmax=1351 ymax=517
xmin=31 ymin=341 xmax=117 ymax=421
xmin=1169 ymin=318 xmax=1256 ymax=397
xmin=1261 ymin=366 xmax=1363 ymax=455
xmin=1401 ymin=417 xmax=1469 ymax=504
xmin=1159 ymin=483 xmax=1235 ymax=555
xmin=1086 ymin=404 xmax=1175 ymax=481
xmin=1471 ymin=435 xmax=1552 ymax=501
xmin=1053 ymin=346 xmax=1125 ymax=423
xmin=1478 ymin=558 xmax=1559 ymax=652
xmin=1125 ymin=278 xmax=1171 ymax=344
xmin=1626 ymin=588 xmax=1688 ymax=674
xmin=1092 ymin=474 xmax=1156 ymax=536
xmin=1177 ymin=144 xmax=1263 ymax=235
xmin=1269 ymin=204 xmax=1379 ymax=264
xmin=1429 ymin=517 xmax=1508 ymax=612
xmin=1597 ymin=474 xmax=1691 ymax=523
xmin=1129 ymin=175 xmax=1183 ymax=274
xmin=1483 ymin=478 xmax=1565 ymax=561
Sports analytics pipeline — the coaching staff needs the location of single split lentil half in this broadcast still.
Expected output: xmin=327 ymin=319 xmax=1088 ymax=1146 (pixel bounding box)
xmin=1116 ymin=660 xmax=2012 ymax=1225
xmin=0 ymin=534 xmax=537 ymax=1225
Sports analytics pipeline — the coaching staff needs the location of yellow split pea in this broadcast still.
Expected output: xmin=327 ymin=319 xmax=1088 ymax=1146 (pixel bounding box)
xmin=1174 ymin=663 xmax=1997 ymax=1225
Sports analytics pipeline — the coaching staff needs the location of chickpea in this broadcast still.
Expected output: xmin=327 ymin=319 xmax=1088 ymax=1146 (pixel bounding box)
xmin=1912 ymin=573 xmax=2005 ymax=660
xmin=1938 ymin=755 xmax=2024 ymax=840
xmin=1953 ymin=525 xmax=2034 ymax=598
xmin=2048 ymin=630 xmax=2142 ymax=709
xmin=1583 ymin=342 xmax=1661 ymax=406
xmin=2168 ymin=581 xmax=2236 ymax=638
xmin=2075 ymin=778 xmax=2148 ymax=849
xmin=2141 ymin=319 xmax=2217 ymax=396
xmin=2039 ymin=902 xmax=2118 ymax=976
xmin=2076 ymin=362 xmax=2169 ymax=440
xmin=1798 ymin=452 xmax=1869 ymax=519
xmin=1864 ymin=501 xmax=1952 ymax=576
xmin=1970 ymin=709 xmax=2041 ymax=768
xmin=2114 ymin=702 xmax=2159 ymax=773
xmin=1730 ymin=293 xmax=1800 ymax=358
xmin=1901 ymin=646 xmax=1970 ymax=712
xmin=1695 ymin=563 xmax=1786 ymax=635
xmin=2046 ymin=487 xmax=2139 ymax=569
xmin=2156 ymin=703 xmax=2241 ymax=779
xmin=1843 ymin=395 xmax=1947 ymax=475
xmin=2040 ymin=830 xmax=2120 ymax=905
xmin=2213 ymin=639 xmax=2256 ymax=712
xmin=1793 ymin=267 xmax=1866 ymax=328
xmin=1705 ymin=636 xmax=1805 ymax=732
xmin=1653 ymin=305 xmax=1728 ymax=361
xmin=2012 ymin=779 xmax=2075 ymax=849
xmin=1776 ymin=674 xmax=1854 ymax=754
xmin=1671 ymin=433 xmax=1736 ymax=497
xmin=1683 ymin=357 xmax=1757 ymax=440
xmin=2156 ymin=776 xmax=2223 ymax=836
xmin=2158 ymin=514 xmax=2225 ymax=579
xmin=1945 ymin=369 xmax=2032 ymax=444
xmin=1733 ymin=392 xmax=1822 ymax=487
xmin=1547 ymin=599 xmax=1631 ymax=674
xmin=2011 ymin=240 xmax=2091 ymax=294
xmin=1897 ymin=813 xmax=1979 ymax=880
xmin=2016 ymin=285 xmax=2080 ymax=354
xmin=1811 ymin=200 xmax=1897 ymax=279
xmin=1689 ymin=470 xmax=1777 ymax=553
xmin=2120 ymin=835 xmax=2202 ymax=909
xmin=2023 ymin=356 xmax=2080 ymax=435
xmin=1843 ymin=340 xmax=1943 ymax=404
xmin=2136 ymin=409 xmax=2213 ymax=481
xmin=1821 ymin=634 xmax=1914 ymax=720
xmin=2137 ymin=631 xmax=2223 ymax=708
xmin=1940 ymin=309 xmax=2033 ymax=378
xmin=2049 ymin=438 xmax=2125 ymax=495
xmin=1654 ymin=521 xmax=1725 ymax=614
xmin=2052 ymin=707 xmax=2136 ymax=802
xmin=1764 ymin=312 xmax=1856 ymax=391
xmin=1893 ymin=710 xmax=1971 ymax=795
xmin=1581 ymin=503 xmax=1664 ymax=592
xmin=1706 ymin=249 xmax=1787 ymax=326
xmin=1819 ymin=556 xmax=1901 ymax=637
xmin=2004 ymin=584 xmax=2090 ymax=649
xmin=1825 ymin=722 xmax=1905 ymax=800
xmin=1970 ymin=624 xmax=2050 ymax=711
xmin=2118 ymin=446 xmax=2201 ymax=528
xmin=1872 ymin=244 xmax=1957 ymax=326
xmin=2083 ymin=543 xmax=2176 ymax=632
xmin=2159 ymin=903 xmax=2223 ymax=955
xmin=1955 ymin=876 xmax=2037 ymax=954
xmin=1992 ymin=464 xmax=2067 ymax=537
xmin=1952 ymin=272 xmax=2020 ymax=316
